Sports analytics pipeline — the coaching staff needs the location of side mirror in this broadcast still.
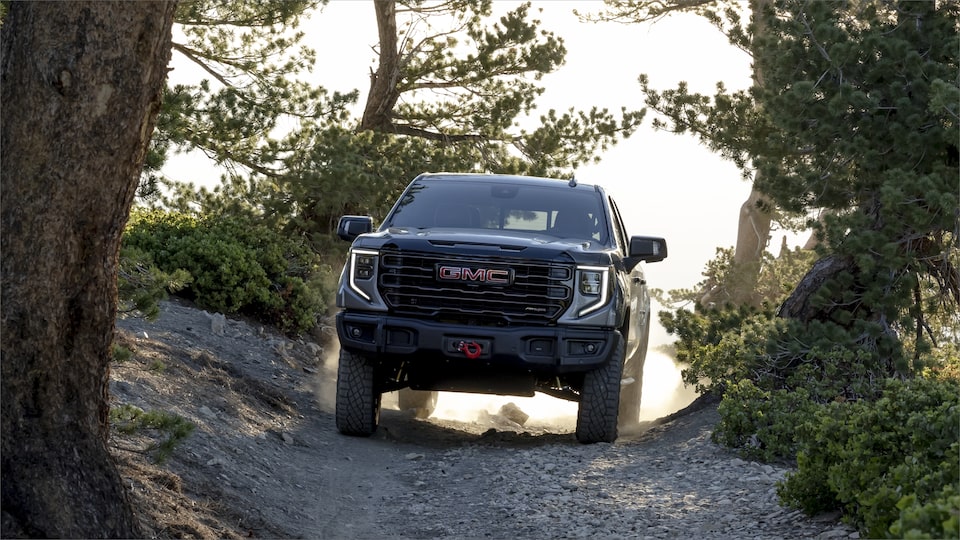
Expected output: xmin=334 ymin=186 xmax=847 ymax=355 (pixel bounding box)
xmin=628 ymin=236 xmax=667 ymax=263
xmin=337 ymin=215 xmax=374 ymax=241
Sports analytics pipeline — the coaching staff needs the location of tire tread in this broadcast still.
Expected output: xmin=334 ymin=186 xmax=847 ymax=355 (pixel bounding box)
xmin=335 ymin=349 xmax=380 ymax=436
xmin=576 ymin=337 xmax=624 ymax=443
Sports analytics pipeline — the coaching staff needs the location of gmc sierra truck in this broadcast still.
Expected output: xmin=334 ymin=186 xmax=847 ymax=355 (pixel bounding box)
xmin=334 ymin=173 xmax=667 ymax=443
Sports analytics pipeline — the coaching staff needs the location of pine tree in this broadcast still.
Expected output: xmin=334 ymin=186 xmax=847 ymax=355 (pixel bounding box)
xmin=754 ymin=0 xmax=958 ymax=370
xmin=153 ymin=1 xmax=645 ymax=247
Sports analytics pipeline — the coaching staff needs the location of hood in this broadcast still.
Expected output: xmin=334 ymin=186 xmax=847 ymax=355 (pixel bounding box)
xmin=350 ymin=227 xmax=615 ymax=266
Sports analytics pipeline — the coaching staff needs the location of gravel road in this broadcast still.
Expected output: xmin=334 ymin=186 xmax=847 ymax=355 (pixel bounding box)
xmin=111 ymin=299 xmax=858 ymax=539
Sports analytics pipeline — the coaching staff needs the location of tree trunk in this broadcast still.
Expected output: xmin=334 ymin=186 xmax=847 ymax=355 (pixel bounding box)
xmin=733 ymin=185 xmax=772 ymax=268
xmin=698 ymin=0 xmax=773 ymax=308
xmin=777 ymin=254 xmax=852 ymax=321
xmin=727 ymin=0 xmax=775 ymax=305
xmin=730 ymin=184 xmax=773 ymax=304
xmin=1 ymin=3 xmax=176 ymax=537
xmin=360 ymin=0 xmax=400 ymax=131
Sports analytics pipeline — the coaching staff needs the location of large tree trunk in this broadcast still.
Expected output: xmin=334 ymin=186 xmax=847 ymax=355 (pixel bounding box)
xmin=731 ymin=184 xmax=773 ymax=305
xmin=733 ymin=185 xmax=773 ymax=267
xmin=726 ymin=0 xmax=775 ymax=306
xmin=699 ymin=0 xmax=773 ymax=308
xmin=1 ymin=3 xmax=176 ymax=537
xmin=360 ymin=0 xmax=400 ymax=131
xmin=777 ymin=254 xmax=852 ymax=321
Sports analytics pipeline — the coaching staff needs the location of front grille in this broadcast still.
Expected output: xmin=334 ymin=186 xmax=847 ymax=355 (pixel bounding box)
xmin=379 ymin=250 xmax=573 ymax=325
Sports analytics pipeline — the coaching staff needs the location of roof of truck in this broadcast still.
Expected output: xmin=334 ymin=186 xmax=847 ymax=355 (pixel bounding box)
xmin=413 ymin=172 xmax=601 ymax=192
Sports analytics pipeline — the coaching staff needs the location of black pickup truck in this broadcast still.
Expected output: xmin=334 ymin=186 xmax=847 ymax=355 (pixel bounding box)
xmin=334 ymin=173 xmax=666 ymax=443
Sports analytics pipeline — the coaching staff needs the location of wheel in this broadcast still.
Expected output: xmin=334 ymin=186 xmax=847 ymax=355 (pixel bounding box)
xmin=576 ymin=336 xmax=625 ymax=444
xmin=397 ymin=388 xmax=439 ymax=419
xmin=335 ymin=348 xmax=381 ymax=436
xmin=618 ymin=322 xmax=649 ymax=429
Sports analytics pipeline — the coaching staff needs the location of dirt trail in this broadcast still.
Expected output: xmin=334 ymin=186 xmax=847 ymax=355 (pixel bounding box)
xmin=111 ymin=299 xmax=853 ymax=539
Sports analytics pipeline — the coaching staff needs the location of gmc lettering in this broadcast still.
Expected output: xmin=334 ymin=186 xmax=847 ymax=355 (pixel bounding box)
xmin=438 ymin=266 xmax=510 ymax=284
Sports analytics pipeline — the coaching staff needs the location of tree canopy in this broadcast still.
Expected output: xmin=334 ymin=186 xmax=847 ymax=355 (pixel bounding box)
xmin=755 ymin=0 xmax=958 ymax=367
xmin=619 ymin=5 xmax=959 ymax=533
xmin=150 ymin=0 xmax=645 ymax=247
xmin=599 ymin=0 xmax=958 ymax=369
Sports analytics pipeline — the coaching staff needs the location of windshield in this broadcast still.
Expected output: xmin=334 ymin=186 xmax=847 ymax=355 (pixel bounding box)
xmin=384 ymin=179 xmax=609 ymax=244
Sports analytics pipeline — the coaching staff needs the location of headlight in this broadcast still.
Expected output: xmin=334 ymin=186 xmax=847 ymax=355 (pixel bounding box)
xmin=577 ymin=265 xmax=609 ymax=316
xmin=348 ymin=249 xmax=379 ymax=301
xmin=580 ymin=270 xmax=603 ymax=295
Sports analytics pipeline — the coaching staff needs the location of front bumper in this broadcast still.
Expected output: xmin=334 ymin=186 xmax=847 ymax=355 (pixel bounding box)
xmin=336 ymin=311 xmax=620 ymax=374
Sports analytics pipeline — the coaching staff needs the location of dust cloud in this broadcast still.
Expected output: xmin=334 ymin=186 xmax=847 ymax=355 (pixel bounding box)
xmin=315 ymin=327 xmax=699 ymax=429
xmin=314 ymin=345 xmax=340 ymax=412
xmin=428 ymin=346 xmax=698 ymax=428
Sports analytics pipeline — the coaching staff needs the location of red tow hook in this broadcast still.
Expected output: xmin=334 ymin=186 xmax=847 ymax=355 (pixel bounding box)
xmin=458 ymin=340 xmax=482 ymax=359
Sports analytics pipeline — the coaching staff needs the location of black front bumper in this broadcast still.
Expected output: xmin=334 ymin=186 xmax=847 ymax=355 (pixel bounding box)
xmin=336 ymin=311 xmax=620 ymax=374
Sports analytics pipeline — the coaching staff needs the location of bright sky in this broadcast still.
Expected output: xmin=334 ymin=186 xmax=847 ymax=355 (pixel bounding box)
xmin=166 ymin=1 xmax=766 ymax=421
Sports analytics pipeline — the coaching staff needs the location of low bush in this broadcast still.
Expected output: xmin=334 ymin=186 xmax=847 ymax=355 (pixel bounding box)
xmin=117 ymin=245 xmax=191 ymax=320
xmin=713 ymin=381 xmax=822 ymax=463
xmin=660 ymin=238 xmax=959 ymax=538
xmin=111 ymin=404 xmax=196 ymax=464
xmin=123 ymin=208 xmax=336 ymax=335
xmin=776 ymin=376 xmax=960 ymax=538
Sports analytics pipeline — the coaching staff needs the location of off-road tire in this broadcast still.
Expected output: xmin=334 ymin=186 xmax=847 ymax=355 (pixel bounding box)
xmin=335 ymin=349 xmax=381 ymax=436
xmin=397 ymin=389 xmax=439 ymax=419
xmin=618 ymin=322 xmax=649 ymax=428
xmin=576 ymin=337 xmax=625 ymax=443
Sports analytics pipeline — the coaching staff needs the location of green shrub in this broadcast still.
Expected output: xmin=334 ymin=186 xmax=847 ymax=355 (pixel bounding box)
xmin=112 ymin=343 xmax=133 ymax=363
xmin=660 ymin=304 xmax=774 ymax=395
xmin=777 ymin=376 xmax=960 ymax=538
xmin=714 ymin=380 xmax=823 ymax=462
xmin=123 ymin=208 xmax=335 ymax=334
xmin=890 ymin=484 xmax=960 ymax=539
xmin=117 ymin=245 xmax=191 ymax=320
xmin=111 ymin=404 xmax=196 ymax=464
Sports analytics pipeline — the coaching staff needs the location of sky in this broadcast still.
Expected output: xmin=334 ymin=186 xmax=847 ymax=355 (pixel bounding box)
xmin=166 ymin=1 xmax=780 ymax=421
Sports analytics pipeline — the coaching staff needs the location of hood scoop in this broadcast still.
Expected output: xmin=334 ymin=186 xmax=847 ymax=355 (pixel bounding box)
xmin=428 ymin=239 xmax=528 ymax=251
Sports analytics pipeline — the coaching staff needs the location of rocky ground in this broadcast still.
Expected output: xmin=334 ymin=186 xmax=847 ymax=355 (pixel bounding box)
xmin=110 ymin=298 xmax=858 ymax=539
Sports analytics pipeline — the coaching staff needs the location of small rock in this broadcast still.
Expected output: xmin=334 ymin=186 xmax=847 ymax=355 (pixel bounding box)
xmin=405 ymin=453 xmax=425 ymax=460
xmin=198 ymin=405 xmax=217 ymax=420
xmin=281 ymin=433 xmax=294 ymax=445
xmin=207 ymin=312 xmax=226 ymax=336
xmin=499 ymin=402 xmax=529 ymax=426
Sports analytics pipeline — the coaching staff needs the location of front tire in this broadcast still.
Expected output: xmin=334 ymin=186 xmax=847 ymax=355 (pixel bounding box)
xmin=397 ymin=389 xmax=439 ymax=419
xmin=576 ymin=337 xmax=625 ymax=443
xmin=335 ymin=349 xmax=381 ymax=436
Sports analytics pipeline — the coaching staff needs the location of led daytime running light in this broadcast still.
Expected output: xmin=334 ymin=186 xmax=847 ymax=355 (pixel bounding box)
xmin=578 ymin=265 xmax=609 ymax=316
xmin=349 ymin=249 xmax=378 ymax=302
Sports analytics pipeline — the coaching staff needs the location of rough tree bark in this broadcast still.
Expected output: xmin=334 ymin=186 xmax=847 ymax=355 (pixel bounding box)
xmin=733 ymin=186 xmax=772 ymax=265
xmin=361 ymin=0 xmax=400 ymax=131
xmin=1 ymin=3 xmax=177 ymax=537
xmin=777 ymin=254 xmax=852 ymax=321
xmin=727 ymin=0 xmax=774 ymax=306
